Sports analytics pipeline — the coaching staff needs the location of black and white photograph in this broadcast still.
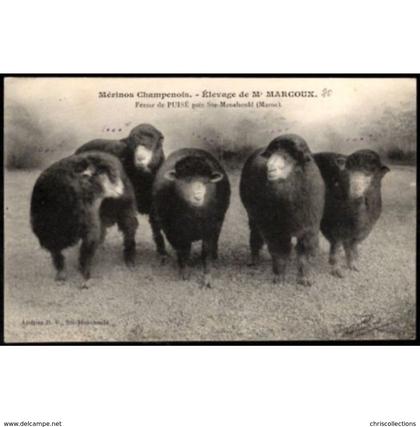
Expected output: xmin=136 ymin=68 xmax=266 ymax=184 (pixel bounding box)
xmin=3 ymin=77 xmax=417 ymax=343
xmin=2 ymin=0 xmax=420 ymax=424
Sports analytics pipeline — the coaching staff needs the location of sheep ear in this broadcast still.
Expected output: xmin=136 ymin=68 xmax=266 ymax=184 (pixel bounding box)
xmin=80 ymin=165 xmax=95 ymax=177
xmin=335 ymin=156 xmax=347 ymax=170
xmin=293 ymin=150 xmax=311 ymax=164
xmin=301 ymin=152 xmax=312 ymax=163
xmin=288 ymin=140 xmax=311 ymax=164
xmin=380 ymin=165 xmax=390 ymax=176
xmin=210 ymin=171 xmax=224 ymax=183
xmin=260 ymin=148 xmax=271 ymax=159
xmin=164 ymin=169 xmax=177 ymax=181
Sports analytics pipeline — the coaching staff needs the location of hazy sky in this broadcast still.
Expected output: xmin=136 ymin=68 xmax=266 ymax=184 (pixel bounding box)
xmin=5 ymin=77 xmax=416 ymax=154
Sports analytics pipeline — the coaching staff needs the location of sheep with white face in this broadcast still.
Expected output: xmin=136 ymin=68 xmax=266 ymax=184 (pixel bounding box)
xmin=240 ymin=134 xmax=325 ymax=287
xmin=314 ymin=149 xmax=390 ymax=277
xmin=75 ymin=124 xmax=166 ymax=257
xmin=31 ymin=152 xmax=138 ymax=284
xmin=152 ymin=149 xmax=231 ymax=288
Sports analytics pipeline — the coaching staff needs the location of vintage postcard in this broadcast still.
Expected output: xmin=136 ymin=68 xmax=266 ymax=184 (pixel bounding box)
xmin=3 ymin=76 xmax=417 ymax=343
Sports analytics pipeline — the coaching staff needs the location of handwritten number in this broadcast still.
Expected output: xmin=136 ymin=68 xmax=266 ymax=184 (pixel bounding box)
xmin=321 ymin=88 xmax=332 ymax=97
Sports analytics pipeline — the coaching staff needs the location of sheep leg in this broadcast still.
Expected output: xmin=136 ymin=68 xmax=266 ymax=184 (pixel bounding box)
xmin=176 ymin=243 xmax=191 ymax=281
xmin=117 ymin=210 xmax=138 ymax=268
xmin=329 ymin=241 xmax=344 ymax=278
xmin=99 ymin=222 xmax=107 ymax=244
xmin=270 ymin=252 xmax=288 ymax=284
xmin=51 ymin=250 xmax=67 ymax=282
xmin=352 ymin=242 xmax=359 ymax=260
xmin=248 ymin=219 xmax=264 ymax=267
xmin=296 ymin=254 xmax=311 ymax=286
xmin=296 ymin=232 xmax=318 ymax=286
xmin=79 ymin=229 xmax=100 ymax=285
xmin=267 ymin=238 xmax=291 ymax=285
xmin=210 ymin=220 xmax=224 ymax=260
xmin=149 ymin=207 xmax=168 ymax=263
xmin=344 ymin=241 xmax=359 ymax=271
xmin=201 ymin=239 xmax=213 ymax=289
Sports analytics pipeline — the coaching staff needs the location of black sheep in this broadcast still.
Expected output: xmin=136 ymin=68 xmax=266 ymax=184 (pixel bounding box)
xmin=151 ymin=148 xmax=231 ymax=288
xmin=30 ymin=151 xmax=138 ymax=285
xmin=240 ymin=134 xmax=325 ymax=286
xmin=76 ymin=123 xmax=166 ymax=256
xmin=313 ymin=150 xmax=390 ymax=277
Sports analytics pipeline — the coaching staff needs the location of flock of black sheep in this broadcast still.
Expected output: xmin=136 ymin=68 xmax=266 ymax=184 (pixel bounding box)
xmin=30 ymin=123 xmax=390 ymax=289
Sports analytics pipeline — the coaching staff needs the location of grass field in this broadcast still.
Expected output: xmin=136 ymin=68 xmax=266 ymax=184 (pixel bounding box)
xmin=4 ymin=166 xmax=417 ymax=342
